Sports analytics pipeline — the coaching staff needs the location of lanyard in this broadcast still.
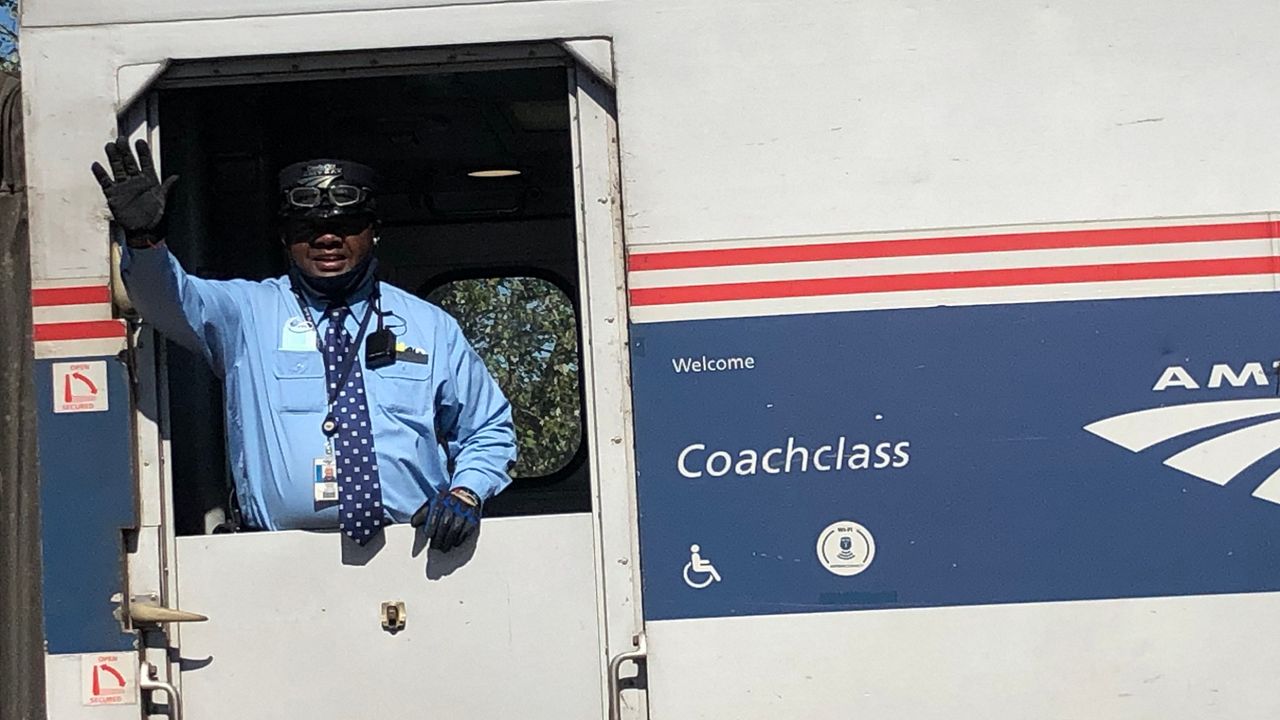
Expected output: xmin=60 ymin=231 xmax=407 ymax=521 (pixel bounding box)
xmin=292 ymin=287 xmax=378 ymax=436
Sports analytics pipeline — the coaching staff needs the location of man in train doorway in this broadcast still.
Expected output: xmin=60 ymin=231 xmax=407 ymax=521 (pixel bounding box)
xmin=91 ymin=137 xmax=516 ymax=550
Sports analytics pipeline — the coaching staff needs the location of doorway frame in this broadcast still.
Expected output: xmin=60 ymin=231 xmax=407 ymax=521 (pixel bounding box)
xmin=116 ymin=39 xmax=646 ymax=720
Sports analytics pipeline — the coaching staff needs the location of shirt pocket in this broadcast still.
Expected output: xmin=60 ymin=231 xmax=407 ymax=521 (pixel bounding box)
xmin=272 ymin=351 xmax=327 ymax=413
xmin=372 ymin=360 xmax=434 ymax=416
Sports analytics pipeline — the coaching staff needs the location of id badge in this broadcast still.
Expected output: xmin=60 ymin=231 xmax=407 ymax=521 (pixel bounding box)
xmin=313 ymin=456 xmax=339 ymax=502
xmin=281 ymin=316 xmax=318 ymax=352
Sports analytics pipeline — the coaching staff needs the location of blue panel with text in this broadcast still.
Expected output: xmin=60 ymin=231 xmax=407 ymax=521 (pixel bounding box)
xmin=629 ymin=293 xmax=1280 ymax=620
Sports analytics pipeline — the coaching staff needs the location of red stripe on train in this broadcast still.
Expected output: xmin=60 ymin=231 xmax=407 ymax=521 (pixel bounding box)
xmin=33 ymin=320 xmax=127 ymax=342
xmin=31 ymin=286 xmax=112 ymax=307
xmin=629 ymin=256 xmax=1280 ymax=306
xmin=628 ymin=221 xmax=1277 ymax=272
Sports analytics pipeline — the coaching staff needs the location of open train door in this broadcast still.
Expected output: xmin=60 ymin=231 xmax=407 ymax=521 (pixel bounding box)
xmin=118 ymin=42 xmax=644 ymax=720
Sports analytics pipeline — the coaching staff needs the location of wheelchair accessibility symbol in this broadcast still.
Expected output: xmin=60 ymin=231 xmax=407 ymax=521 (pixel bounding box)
xmin=683 ymin=544 xmax=722 ymax=589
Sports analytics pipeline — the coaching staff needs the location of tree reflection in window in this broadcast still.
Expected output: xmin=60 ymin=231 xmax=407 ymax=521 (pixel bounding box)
xmin=428 ymin=277 xmax=581 ymax=479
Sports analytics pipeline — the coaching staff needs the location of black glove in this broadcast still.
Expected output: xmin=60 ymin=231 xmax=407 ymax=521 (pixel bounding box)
xmin=411 ymin=488 xmax=481 ymax=552
xmin=90 ymin=137 xmax=178 ymax=247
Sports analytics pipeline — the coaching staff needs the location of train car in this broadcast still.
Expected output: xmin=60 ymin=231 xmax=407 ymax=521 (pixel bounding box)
xmin=18 ymin=1 xmax=1280 ymax=718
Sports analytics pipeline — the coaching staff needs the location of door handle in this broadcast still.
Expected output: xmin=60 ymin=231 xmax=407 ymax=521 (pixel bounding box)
xmin=607 ymin=633 xmax=647 ymax=720
xmin=129 ymin=601 xmax=208 ymax=624
xmin=140 ymin=660 xmax=183 ymax=720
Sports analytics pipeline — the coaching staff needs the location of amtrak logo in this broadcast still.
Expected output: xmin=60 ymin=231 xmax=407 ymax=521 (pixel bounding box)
xmin=299 ymin=163 xmax=343 ymax=188
xmin=1085 ymin=398 xmax=1280 ymax=506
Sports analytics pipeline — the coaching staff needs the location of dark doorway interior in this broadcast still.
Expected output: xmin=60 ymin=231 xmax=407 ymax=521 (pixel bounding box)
xmin=158 ymin=65 xmax=590 ymax=535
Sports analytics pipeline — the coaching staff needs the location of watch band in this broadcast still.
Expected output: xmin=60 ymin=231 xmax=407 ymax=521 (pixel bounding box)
xmin=450 ymin=486 xmax=481 ymax=508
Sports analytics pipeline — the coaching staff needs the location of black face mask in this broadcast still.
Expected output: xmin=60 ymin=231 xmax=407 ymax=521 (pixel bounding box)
xmin=289 ymin=253 xmax=379 ymax=303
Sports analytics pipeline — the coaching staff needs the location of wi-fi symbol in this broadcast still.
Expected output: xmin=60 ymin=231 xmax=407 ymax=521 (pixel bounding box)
xmin=1084 ymin=398 xmax=1280 ymax=505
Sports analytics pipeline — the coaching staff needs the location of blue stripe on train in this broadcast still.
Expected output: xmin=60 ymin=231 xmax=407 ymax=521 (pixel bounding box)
xmin=630 ymin=292 xmax=1280 ymax=621
xmin=35 ymin=355 xmax=137 ymax=653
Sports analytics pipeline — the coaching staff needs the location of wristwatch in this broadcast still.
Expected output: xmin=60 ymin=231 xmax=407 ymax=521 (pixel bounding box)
xmin=450 ymin=486 xmax=481 ymax=508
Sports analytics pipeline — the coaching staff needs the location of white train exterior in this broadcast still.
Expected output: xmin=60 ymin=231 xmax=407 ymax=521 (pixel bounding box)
xmin=20 ymin=1 xmax=1280 ymax=718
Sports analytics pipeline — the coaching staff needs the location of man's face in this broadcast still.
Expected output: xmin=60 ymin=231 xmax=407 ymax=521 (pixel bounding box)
xmin=283 ymin=215 xmax=375 ymax=277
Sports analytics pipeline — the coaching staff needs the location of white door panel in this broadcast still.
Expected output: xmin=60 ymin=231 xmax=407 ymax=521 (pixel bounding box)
xmin=175 ymin=517 xmax=601 ymax=720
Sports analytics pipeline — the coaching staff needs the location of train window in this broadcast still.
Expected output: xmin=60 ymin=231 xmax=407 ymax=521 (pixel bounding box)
xmin=426 ymin=276 xmax=582 ymax=479
xmin=158 ymin=61 xmax=590 ymax=532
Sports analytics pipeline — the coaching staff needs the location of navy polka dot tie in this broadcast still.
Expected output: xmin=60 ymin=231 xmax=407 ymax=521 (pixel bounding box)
xmin=323 ymin=306 xmax=385 ymax=544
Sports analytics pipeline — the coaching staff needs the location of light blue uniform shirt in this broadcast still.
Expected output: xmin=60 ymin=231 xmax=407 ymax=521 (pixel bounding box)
xmin=121 ymin=244 xmax=516 ymax=531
